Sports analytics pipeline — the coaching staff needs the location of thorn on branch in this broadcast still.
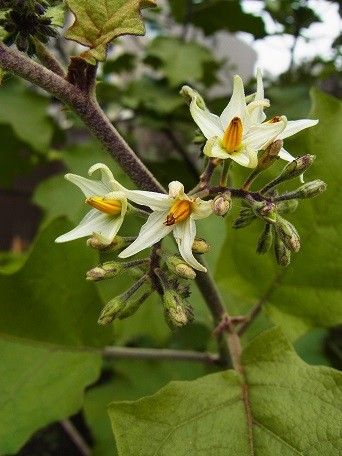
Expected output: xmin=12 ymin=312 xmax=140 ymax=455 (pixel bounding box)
xmin=67 ymin=56 xmax=97 ymax=96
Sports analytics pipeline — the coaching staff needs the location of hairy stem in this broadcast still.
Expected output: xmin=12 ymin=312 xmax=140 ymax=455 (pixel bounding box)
xmin=0 ymin=43 xmax=163 ymax=192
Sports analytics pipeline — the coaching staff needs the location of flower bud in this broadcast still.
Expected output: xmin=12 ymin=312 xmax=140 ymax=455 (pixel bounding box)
xmin=118 ymin=290 xmax=151 ymax=320
xmin=276 ymin=199 xmax=299 ymax=214
xmin=233 ymin=208 xmax=256 ymax=229
xmin=274 ymin=234 xmax=291 ymax=267
xmin=87 ymin=235 xmax=134 ymax=252
xmin=256 ymin=223 xmax=273 ymax=254
xmin=192 ymin=238 xmax=210 ymax=254
xmin=291 ymin=180 xmax=327 ymax=199
xmin=163 ymin=290 xmax=193 ymax=328
xmin=246 ymin=196 xmax=277 ymax=224
xmin=166 ymin=255 xmax=196 ymax=280
xmin=86 ymin=261 xmax=124 ymax=281
xmin=275 ymin=216 xmax=300 ymax=252
xmin=213 ymin=192 xmax=232 ymax=217
xmin=257 ymin=140 xmax=283 ymax=170
xmin=98 ymin=296 xmax=125 ymax=325
xmin=180 ymin=85 xmax=206 ymax=109
xmin=279 ymin=154 xmax=316 ymax=180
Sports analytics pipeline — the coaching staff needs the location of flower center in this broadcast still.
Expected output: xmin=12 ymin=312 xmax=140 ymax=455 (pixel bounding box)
xmin=165 ymin=199 xmax=192 ymax=226
xmin=222 ymin=117 xmax=243 ymax=153
xmin=86 ymin=196 xmax=122 ymax=215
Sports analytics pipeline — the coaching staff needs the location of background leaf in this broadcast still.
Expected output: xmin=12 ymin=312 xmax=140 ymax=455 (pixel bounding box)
xmin=0 ymin=335 xmax=101 ymax=455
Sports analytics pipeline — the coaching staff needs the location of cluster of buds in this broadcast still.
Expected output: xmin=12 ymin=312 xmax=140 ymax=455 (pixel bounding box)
xmin=0 ymin=0 xmax=58 ymax=52
xmin=87 ymin=234 xmax=210 ymax=328
xmin=234 ymin=154 xmax=327 ymax=266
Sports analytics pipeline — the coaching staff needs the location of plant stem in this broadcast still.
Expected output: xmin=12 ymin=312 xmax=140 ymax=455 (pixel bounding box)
xmin=103 ymin=346 xmax=220 ymax=364
xmin=60 ymin=420 xmax=91 ymax=456
xmin=0 ymin=43 xmax=163 ymax=193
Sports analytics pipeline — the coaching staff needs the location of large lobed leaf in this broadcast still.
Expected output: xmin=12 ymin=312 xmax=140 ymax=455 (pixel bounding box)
xmin=65 ymin=0 xmax=156 ymax=63
xmin=109 ymin=327 xmax=342 ymax=455
xmin=216 ymin=89 xmax=342 ymax=340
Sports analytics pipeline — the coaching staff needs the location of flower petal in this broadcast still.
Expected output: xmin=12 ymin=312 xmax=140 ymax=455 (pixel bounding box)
xmin=65 ymin=173 xmax=108 ymax=198
xmin=192 ymin=199 xmax=213 ymax=220
xmin=278 ymin=119 xmax=319 ymax=140
xmin=125 ymin=190 xmax=171 ymax=211
xmin=244 ymin=116 xmax=287 ymax=150
xmin=203 ymin=137 xmax=229 ymax=160
xmin=220 ymin=75 xmax=247 ymax=127
xmin=232 ymin=148 xmax=258 ymax=168
xmin=185 ymin=87 xmax=222 ymax=139
xmin=119 ymin=211 xmax=173 ymax=258
xmin=247 ymin=68 xmax=267 ymax=125
xmin=173 ymin=219 xmax=206 ymax=272
xmin=89 ymin=163 xmax=125 ymax=192
xmin=168 ymin=181 xmax=185 ymax=198
xmin=55 ymin=209 xmax=122 ymax=244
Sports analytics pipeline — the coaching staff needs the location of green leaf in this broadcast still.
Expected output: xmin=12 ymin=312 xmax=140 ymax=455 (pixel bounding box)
xmin=45 ymin=4 xmax=66 ymax=27
xmin=0 ymin=218 xmax=112 ymax=347
xmin=146 ymin=37 xmax=216 ymax=87
xmin=0 ymin=335 xmax=101 ymax=455
xmin=215 ymin=89 xmax=342 ymax=340
xmin=85 ymin=359 xmax=211 ymax=456
xmin=0 ymin=80 xmax=53 ymax=152
xmin=109 ymin=327 xmax=342 ymax=455
xmin=169 ymin=0 xmax=266 ymax=38
xmin=64 ymin=0 xmax=156 ymax=64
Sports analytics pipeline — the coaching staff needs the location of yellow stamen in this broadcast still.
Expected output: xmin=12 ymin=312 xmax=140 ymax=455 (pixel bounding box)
xmin=165 ymin=200 xmax=192 ymax=226
xmin=222 ymin=117 xmax=243 ymax=153
xmin=86 ymin=196 xmax=122 ymax=215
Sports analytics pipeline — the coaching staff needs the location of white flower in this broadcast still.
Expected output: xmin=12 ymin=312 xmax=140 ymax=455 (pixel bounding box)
xmin=182 ymin=72 xmax=287 ymax=168
xmin=250 ymin=69 xmax=319 ymax=178
xmin=55 ymin=163 xmax=128 ymax=244
xmin=119 ymin=181 xmax=212 ymax=272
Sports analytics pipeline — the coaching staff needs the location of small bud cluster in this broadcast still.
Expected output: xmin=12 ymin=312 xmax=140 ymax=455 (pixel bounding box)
xmin=0 ymin=0 xmax=58 ymax=52
xmin=87 ymin=234 xmax=210 ymax=328
xmin=234 ymin=154 xmax=327 ymax=266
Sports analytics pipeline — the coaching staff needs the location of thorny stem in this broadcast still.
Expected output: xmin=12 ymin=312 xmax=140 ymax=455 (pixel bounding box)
xmin=0 ymin=42 xmax=258 ymax=370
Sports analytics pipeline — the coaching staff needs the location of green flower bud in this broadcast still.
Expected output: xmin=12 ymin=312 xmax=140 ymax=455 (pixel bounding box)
xmin=192 ymin=238 xmax=210 ymax=254
xmin=213 ymin=192 xmax=232 ymax=217
xmin=180 ymin=85 xmax=206 ymax=109
xmin=276 ymin=199 xmax=299 ymax=214
xmin=279 ymin=155 xmax=316 ymax=180
xmin=246 ymin=196 xmax=277 ymax=224
xmin=256 ymin=223 xmax=273 ymax=254
xmin=274 ymin=234 xmax=291 ymax=267
xmin=98 ymin=296 xmax=125 ymax=325
xmin=118 ymin=290 xmax=152 ymax=320
xmin=275 ymin=216 xmax=300 ymax=253
xmin=290 ymin=180 xmax=327 ymax=199
xmin=166 ymin=255 xmax=196 ymax=280
xmin=86 ymin=261 xmax=124 ymax=281
xmin=233 ymin=208 xmax=256 ymax=229
xmin=87 ymin=235 xmax=134 ymax=252
xmin=163 ymin=290 xmax=193 ymax=328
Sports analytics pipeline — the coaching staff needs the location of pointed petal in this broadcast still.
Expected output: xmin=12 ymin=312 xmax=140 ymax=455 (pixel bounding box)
xmin=55 ymin=209 xmax=122 ymax=244
xmin=119 ymin=211 xmax=173 ymax=258
xmin=168 ymin=181 xmax=185 ymax=198
xmin=186 ymin=89 xmax=222 ymax=140
xmin=278 ymin=147 xmax=296 ymax=162
xmin=220 ymin=75 xmax=247 ymax=127
xmin=192 ymin=199 xmax=213 ymax=220
xmin=89 ymin=163 xmax=125 ymax=192
xmin=125 ymin=190 xmax=170 ymax=211
xmin=278 ymin=119 xmax=319 ymax=140
xmin=231 ymin=148 xmax=258 ymax=168
xmin=65 ymin=173 xmax=108 ymax=197
xmin=173 ymin=219 xmax=206 ymax=272
xmin=244 ymin=116 xmax=287 ymax=150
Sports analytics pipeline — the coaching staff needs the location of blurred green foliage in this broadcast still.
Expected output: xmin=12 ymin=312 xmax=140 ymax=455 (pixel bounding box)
xmin=0 ymin=0 xmax=341 ymax=454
